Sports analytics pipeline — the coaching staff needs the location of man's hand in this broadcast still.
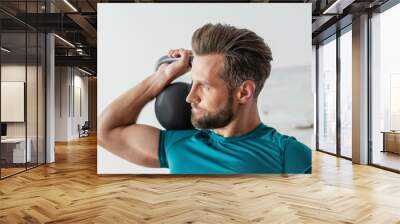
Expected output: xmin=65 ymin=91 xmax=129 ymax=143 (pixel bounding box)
xmin=157 ymin=48 xmax=192 ymax=81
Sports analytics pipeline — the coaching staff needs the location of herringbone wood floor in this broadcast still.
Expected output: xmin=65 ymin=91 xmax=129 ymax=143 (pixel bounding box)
xmin=1 ymin=135 xmax=400 ymax=224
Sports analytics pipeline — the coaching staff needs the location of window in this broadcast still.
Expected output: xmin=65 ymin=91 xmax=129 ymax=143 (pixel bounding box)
xmin=370 ymin=2 xmax=400 ymax=171
xmin=0 ymin=1 xmax=47 ymax=179
xmin=339 ymin=28 xmax=352 ymax=158
xmin=318 ymin=36 xmax=337 ymax=154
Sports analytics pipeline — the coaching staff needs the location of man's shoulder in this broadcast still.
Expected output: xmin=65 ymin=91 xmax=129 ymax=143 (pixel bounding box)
xmin=259 ymin=125 xmax=312 ymax=173
xmin=258 ymin=124 xmax=311 ymax=154
xmin=257 ymin=124 xmax=293 ymax=149
xmin=282 ymin=136 xmax=312 ymax=173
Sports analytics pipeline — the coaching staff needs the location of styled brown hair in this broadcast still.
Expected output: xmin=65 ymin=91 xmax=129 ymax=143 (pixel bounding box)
xmin=191 ymin=23 xmax=273 ymax=99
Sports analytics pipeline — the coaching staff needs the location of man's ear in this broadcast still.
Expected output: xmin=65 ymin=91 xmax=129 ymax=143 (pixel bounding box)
xmin=237 ymin=80 xmax=256 ymax=103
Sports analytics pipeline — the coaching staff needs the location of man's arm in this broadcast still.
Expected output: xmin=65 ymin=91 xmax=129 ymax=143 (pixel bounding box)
xmin=98 ymin=49 xmax=192 ymax=168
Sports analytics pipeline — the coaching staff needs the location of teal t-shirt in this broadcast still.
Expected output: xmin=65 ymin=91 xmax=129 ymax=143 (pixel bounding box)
xmin=158 ymin=122 xmax=312 ymax=174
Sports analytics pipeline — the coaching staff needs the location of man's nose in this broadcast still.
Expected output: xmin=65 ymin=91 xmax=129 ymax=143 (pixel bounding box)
xmin=186 ymin=85 xmax=199 ymax=104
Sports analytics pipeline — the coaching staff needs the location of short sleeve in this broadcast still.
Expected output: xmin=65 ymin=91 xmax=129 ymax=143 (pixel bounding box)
xmin=158 ymin=129 xmax=198 ymax=168
xmin=158 ymin=130 xmax=170 ymax=168
xmin=283 ymin=137 xmax=312 ymax=174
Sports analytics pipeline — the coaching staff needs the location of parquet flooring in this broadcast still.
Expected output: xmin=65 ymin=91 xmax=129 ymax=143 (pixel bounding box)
xmin=1 ymin=167 xmax=26 ymax=178
xmin=0 ymin=135 xmax=399 ymax=223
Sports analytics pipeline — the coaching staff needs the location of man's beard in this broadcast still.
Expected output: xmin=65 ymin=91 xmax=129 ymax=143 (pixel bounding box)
xmin=191 ymin=93 xmax=234 ymax=130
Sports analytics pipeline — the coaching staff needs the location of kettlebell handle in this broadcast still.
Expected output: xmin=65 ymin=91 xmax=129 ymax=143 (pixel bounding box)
xmin=155 ymin=55 xmax=193 ymax=71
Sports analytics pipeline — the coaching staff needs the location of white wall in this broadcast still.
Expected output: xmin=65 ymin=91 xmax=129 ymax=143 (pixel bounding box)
xmin=74 ymin=73 xmax=89 ymax=135
xmin=55 ymin=67 xmax=68 ymax=141
xmin=55 ymin=67 xmax=89 ymax=141
xmin=97 ymin=3 xmax=312 ymax=174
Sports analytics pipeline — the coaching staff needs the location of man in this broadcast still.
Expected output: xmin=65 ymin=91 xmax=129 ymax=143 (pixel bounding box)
xmin=98 ymin=23 xmax=312 ymax=174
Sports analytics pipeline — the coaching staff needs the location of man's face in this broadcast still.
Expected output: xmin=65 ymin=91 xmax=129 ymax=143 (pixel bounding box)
xmin=186 ymin=54 xmax=235 ymax=129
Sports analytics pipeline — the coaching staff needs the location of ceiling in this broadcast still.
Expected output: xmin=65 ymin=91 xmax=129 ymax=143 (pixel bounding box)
xmin=0 ymin=0 xmax=392 ymax=75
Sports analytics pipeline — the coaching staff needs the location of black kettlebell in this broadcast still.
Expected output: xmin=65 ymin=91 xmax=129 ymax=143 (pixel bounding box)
xmin=154 ymin=55 xmax=194 ymax=130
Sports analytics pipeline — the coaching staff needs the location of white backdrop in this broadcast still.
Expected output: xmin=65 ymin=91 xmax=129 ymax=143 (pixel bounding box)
xmin=97 ymin=3 xmax=312 ymax=174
